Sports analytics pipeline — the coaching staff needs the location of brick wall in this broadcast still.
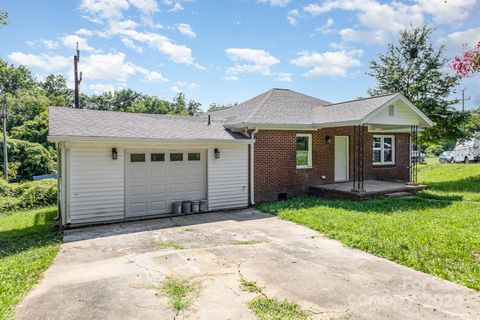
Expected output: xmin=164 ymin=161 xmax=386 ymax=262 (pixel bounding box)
xmin=253 ymin=127 xmax=410 ymax=203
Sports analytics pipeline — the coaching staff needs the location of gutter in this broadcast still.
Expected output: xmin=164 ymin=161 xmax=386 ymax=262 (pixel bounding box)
xmin=250 ymin=128 xmax=259 ymax=206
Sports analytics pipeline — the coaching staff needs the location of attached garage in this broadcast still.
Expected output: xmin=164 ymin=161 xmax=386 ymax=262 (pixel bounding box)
xmin=48 ymin=107 xmax=252 ymax=227
xmin=125 ymin=150 xmax=207 ymax=218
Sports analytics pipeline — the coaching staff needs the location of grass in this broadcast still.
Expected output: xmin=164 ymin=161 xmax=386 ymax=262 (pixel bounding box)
xmin=247 ymin=296 xmax=310 ymax=320
xmin=416 ymin=161 xmax=480 ymax=202
xmin=158 ymin=275 xmax=201 ymax=313
xmin=240 ymin=278 xmax=263 ymax=293
xmin=156 ymin=241 xmax=185 ymax=250
xmin=227 ymin=240 xmax=263 ymax=245
xmin=257 ymin=162 xmax=480 ymax=291
xmin=0 ymin=207 xmax=61 ymax=319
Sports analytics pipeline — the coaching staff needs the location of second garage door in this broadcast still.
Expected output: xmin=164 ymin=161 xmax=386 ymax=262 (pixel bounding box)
xmin=125 ymin=150 xmax=207 ymax=218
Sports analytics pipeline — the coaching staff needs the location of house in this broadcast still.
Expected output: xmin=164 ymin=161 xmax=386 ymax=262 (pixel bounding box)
xmin=48 ymin=88 xmax=433 ymax=226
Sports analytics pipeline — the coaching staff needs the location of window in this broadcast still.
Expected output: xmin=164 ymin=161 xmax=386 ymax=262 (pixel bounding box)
xmin=373 ymin=136 xmax=395 ymax=165
xmin=151 ymin=153 xmax=165 ymax=162
xmin=170 ymin=153 xmax=183 ymax=161
xmin=130 ymin=153 xmax=145 ymax=162
xmin=188 ymin=152 xmax=201 ymax=161
xmin=296 ymin=134 xmax=312 ymax=168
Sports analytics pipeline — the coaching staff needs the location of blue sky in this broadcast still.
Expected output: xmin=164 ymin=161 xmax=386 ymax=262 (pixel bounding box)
xmin=1 ymin=0 xmax=479 ymax=110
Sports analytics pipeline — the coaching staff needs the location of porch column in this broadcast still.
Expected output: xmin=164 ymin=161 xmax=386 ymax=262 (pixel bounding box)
xmin=410 ymin=125 xmax=419 ymax=184
xmin=352 ymin=124 xmax=365 ymax=192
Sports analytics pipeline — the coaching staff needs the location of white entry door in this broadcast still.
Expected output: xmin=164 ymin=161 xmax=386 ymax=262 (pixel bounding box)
xmin=125 ymin=150 xmax=207 ymax=218
xmin=334 ymin=136 xmax=349 ymax=182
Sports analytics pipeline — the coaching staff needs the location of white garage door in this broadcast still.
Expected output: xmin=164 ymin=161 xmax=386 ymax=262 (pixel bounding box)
xmin=125 ymin=150 xmax=207 ymax=218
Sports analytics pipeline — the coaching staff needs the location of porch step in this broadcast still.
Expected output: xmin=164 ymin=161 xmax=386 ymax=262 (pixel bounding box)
xmin=385 ymin=192 xmax=413 ymax=198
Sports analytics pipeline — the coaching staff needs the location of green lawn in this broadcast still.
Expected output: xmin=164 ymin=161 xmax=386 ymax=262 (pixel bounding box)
xmin=0 ymin=207 xmax=61 ymax=319
xmin=258 ymin=162 xmax=480 ymax=291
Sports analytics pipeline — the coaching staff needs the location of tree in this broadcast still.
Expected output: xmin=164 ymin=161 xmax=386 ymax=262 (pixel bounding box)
xmin=5 ymin=89 xmax=50 ymax=131
xmin=451 ymin=41 xmax=480 ymax=77
xmin=0 ymin=138 xmax=56 ymax=182
xmin=465 ymin=107 xmax=480 ymax=134
xmin=10 ymin=111 xmax=51 ymax=149
xmin=126 ymin=96 xmax=170 ymax=114
xmin=208 ymin=102 xmax=237 ymax=112
xmin=368 ymin=26 xmax=465 ymax=143
xmin=170 ymin=92 xmax=188 ymax=115
xmin=187 ymin=100 xmax=202 ymax=116
xmin=0 ymin=10 xmax=7 ymax=28
xmin=41 ymin=74 xmax=72 ymax=107
xmin=0 ymin=58 xmax=36 ymax=94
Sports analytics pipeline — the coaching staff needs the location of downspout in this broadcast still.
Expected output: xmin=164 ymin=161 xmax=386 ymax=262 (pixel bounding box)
xmin=54 ymin=142 xmax=62 ymax=227
xmin=250 ymin=128 xmax=259 ymax=206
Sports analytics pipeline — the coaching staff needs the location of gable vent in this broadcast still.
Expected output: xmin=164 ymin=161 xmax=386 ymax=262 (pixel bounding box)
xmin=388 ymin=105 xmax=395 ymax=117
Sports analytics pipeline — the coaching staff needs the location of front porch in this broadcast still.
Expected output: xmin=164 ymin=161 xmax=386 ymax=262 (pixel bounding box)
xmin=309 ymin=180 xmax=426 ymax=200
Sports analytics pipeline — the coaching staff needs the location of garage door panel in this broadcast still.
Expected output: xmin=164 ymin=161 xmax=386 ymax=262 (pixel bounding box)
xmin=126 ymin=150 xmax=206 ymax=218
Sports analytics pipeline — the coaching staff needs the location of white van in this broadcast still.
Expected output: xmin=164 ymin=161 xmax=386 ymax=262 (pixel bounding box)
xmin=453 ymin=133 xmax=480 ymax=163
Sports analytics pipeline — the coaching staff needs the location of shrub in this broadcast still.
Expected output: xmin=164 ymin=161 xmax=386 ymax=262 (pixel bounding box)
xmin=0 ymin=178 xmax=57 ymax=213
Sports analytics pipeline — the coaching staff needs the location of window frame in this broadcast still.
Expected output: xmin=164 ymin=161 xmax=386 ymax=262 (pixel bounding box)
xmin=296 ymin=133 xmax=313 ymax=169
xmin=130 ymin=153 xmax=146 ymax=163
xmin=169 ymin=152 xmax=184 ymax=162
xmin=373 ymin=135 xmax=395 ymax=165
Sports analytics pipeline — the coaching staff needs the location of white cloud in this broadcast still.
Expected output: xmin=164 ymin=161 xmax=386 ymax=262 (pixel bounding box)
xmin=287 ymin=9 xmax=300 ymax=26
xmin=168 ymin=2 xmax=184 ymax=12
xmin=118 ymin=29 xmax=203 ymax=68
xmin=8 ymin=52 xmax=70 ymax=72
xmin=81 ymin=53 xmax=138 ymax=81
xmin=440 ymin=27 xmax=480 ymax=53
xmin=62 ymin=35 xmax=95 ymax=51
xmin=170 ymin=81 xmax=198 ymax=93
xmin=75 ymin=28 xmax=94 ymax=36
xmin=128 ymin=0 xmax=158 ymax=15
xmin=143 ymin=70 xmax=169 ymax=83
xmin=80 ymin=0 xmax=130 ymax=21
xmin=315 ymin=18 xmax=334 ymax=34
xmin=225 ymin=75 xmax=239 ymax=81
xmin=275 ymin=72 xmax=293 ymax=82
xmin=26 ymin=39 xmax=59 ymax=50
xmin=257 ymin=0 xmax=291 ymax=7
xmin=290 ymin=49 xmax=363 ymax=77
xmin=176 ymin=23 xmax=196 ymax=38
xmin=339 ymin=28 xmax=388 ymax=44
xmin=417 ymin=0 xmax=476 ymax=25
xmin=87 ymin=83 xmax=116 ymax=94
xmin=121 ymin=38 xmax=143 ymax=52
xmin=225 ymin=48 xmax=280 ymax=75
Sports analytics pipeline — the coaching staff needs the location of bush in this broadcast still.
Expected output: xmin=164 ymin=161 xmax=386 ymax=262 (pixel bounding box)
xmin=424 ymin=144 xmax=445 ymax=157
xmin=0 ymin=178 xmax=57 ymax=213
xmin=0 ymin=138 xmax=56 ymax=182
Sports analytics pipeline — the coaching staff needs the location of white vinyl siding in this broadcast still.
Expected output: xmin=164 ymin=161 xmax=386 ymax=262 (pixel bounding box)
xmin=207 ymin=145 xmax=249 ymax=210
xmin=69 ymin=143 xmax=125 ymax=224
xmin=368 ymin=102 xmax=419 ymax=126
xmin=65 ymin=141 xmax=249 ymax=225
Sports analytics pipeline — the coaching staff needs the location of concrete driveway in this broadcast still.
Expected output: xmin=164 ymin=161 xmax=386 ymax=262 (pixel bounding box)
xmin=16 ymin=209 xmax=480 ymax=320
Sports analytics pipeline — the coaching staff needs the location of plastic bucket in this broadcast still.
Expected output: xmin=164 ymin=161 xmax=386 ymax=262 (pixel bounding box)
xmin=191 ymin=200 xmax=200 ymax=213
xmin=199 ymin=200 xmax=208 ymax=212
xmin=172 ymin=201 xmax=182 ymax=215
xmin=182 ymin=201 xmax=192 ymax=214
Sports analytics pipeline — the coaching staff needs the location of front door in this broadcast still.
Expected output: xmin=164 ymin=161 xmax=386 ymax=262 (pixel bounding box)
xmin=334 ymin=136 xmax=349 ymax=182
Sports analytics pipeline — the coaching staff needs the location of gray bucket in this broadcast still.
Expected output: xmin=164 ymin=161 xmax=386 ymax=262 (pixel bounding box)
xmin=199 ymin=200 xmax=208 ymax=212
xmin=172 ymin=201 xmax=182 ymax=215
xmin=191 ymin=200 xmax=200 ymax=213
xmin=182 ymin=201 xmax=192 ymax=214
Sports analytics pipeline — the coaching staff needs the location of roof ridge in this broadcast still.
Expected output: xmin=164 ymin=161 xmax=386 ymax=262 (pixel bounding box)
xmin=324 ymin=93 xmax=398 ymax=107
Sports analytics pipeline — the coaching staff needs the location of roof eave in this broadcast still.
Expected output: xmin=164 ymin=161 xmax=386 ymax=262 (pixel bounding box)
xmin=47 ymin=135 xmax=253 ymax=144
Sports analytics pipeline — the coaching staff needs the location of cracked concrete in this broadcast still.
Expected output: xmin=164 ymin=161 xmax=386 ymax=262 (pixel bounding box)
xmin=15 ymin=209 xmax=480 ymax=320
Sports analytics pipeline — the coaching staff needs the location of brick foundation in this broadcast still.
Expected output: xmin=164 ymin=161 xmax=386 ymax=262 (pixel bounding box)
xmin=253 ymin=127 xmax=410 ymax=203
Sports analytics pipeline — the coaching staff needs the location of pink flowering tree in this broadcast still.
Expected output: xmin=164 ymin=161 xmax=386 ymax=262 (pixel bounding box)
xmin=451 ymin=41 xmax=480 ymax=77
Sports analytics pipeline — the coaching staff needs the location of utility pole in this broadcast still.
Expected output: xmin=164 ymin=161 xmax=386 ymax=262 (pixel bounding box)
xmin=74 ymin=43 xmax=82 ymax=108
xmin=459 ymin=88 xmax=471 ymax=133
xmin=1 ymin=94 xmax=7 ymax=181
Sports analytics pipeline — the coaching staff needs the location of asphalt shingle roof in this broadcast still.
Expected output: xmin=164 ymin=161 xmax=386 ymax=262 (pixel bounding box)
xmin=48 ymin=107 xmax=247 ymax=141
xmin=210 ymin=88 xmax=330 ymax=126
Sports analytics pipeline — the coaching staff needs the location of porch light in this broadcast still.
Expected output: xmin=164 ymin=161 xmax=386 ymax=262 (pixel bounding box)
xmin=112 ymin=148 xmax=118 ymax=160
xmin=325 ymin=136 xmax=332 ymax=144
xmin=214 ymin=148 xmax=220 ymax=159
